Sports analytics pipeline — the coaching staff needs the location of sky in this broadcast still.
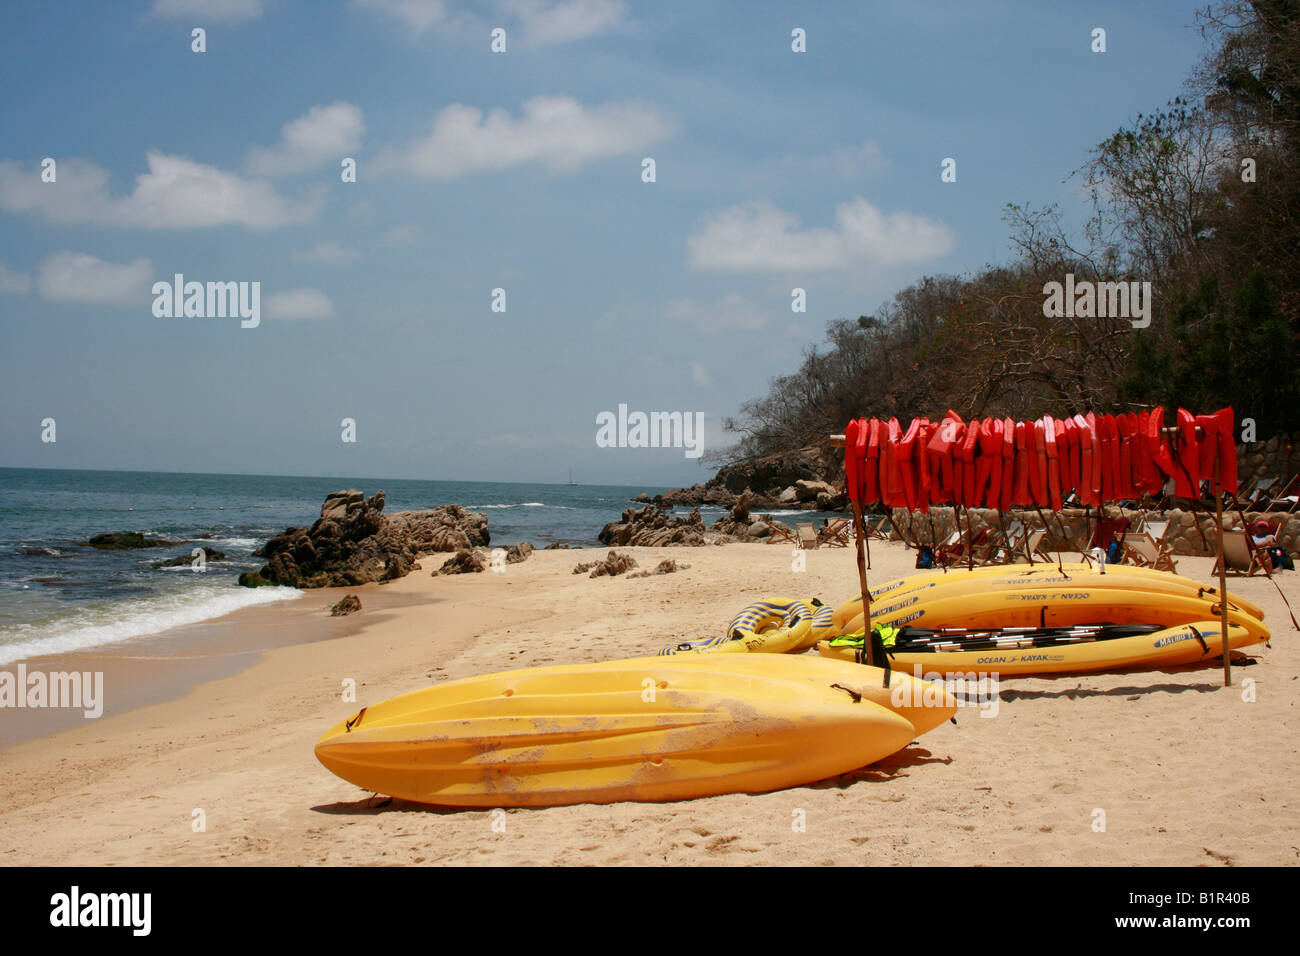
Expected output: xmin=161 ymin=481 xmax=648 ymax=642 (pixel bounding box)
xmin=0 ymin=0 xmax=1214 ymax=486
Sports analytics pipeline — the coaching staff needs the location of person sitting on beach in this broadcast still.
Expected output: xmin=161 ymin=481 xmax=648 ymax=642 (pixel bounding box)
xmin=1251 ymin=520 xmax=1293 ymax=571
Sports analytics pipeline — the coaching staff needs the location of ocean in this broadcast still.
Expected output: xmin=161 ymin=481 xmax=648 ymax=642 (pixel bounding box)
xmin=0 ymin=467 xmax=840 ymax=664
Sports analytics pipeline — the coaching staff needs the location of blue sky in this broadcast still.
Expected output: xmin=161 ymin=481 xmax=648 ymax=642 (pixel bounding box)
xmin=0 ymin=0 xmax=1211 ymax=486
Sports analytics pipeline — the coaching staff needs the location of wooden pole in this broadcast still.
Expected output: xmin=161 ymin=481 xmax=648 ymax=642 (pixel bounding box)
xmin=833 ymin=434 xmax=874 ymax=664
xmin=850 ymin=499 xmax=875 ymax=667
xmin=1214 ymin=443 xmax=1232 ymax=687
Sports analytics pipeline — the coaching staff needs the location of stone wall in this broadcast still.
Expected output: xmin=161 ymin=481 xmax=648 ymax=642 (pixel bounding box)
xmin=888 ymin=506 xmax=1300 ymax=556
xmin=1238 ymin=433 xmax=1299 ymax=489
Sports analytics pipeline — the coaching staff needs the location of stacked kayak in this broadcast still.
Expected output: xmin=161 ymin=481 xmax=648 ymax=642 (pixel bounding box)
xmin=315 ymin=655 xmax=956 ymax=807
xmin=818 ymin=564 xmax=1269 ymax=675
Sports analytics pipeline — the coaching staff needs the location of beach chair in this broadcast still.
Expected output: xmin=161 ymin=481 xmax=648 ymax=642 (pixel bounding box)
xmin=765 ymin=520 xmax=796 ymax=545
xmin=933 ymin=528 xmax=964 ymax=566
xmin=1123 ymin=532 xmax=1178 ymax=573
xmin=1245 ymin=476 xmax=1280 ymax=510
xmin=1014 ymin=528 xmax=1052 ymax=564
xmin=795 ymin=522 xmax=820 ymax=550
xmin=816 ymin=518 xmax=851 ymax=548
xmin=1268 ymin=475 xmax=1300 ymax=513
xmin=939 ymin=527 xmax=992 ymax=567
xmin=865 ymin=515 xmax=890 ymax=540
xmin=1212 ymin=529 xmax=1270 ymax=576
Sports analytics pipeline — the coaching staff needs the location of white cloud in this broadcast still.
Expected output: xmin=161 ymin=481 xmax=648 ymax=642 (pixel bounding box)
xmin=150 ymin=0 xmax=262 ymax=21
xmin=690 ymin=361 xmax=714 ymax=387
xmin=686 ymin=197 xmax=954 ymax=273
xmin=36 ymin=252 xmax=152 ymax=306
xmin=375 ymin=95 xmax=674 ymax=181
xmin=381 ymin=223 xmax=423 ymax=246
xmin=351 ymin=0 xmax=622 ymax=45
xmin=265 ymin=288 xmax=334 ymax=319
xmin=246 ymin=102 xmax=364 ymax=177
xmin=350 ymin=0 xmax=448 ymax=33
xmin=291 ymin=241 xmax=360 ymax=265
xmin=665 ymin=292 xmax=768 ymax=333
xmin=0 ymin=262 xmax=30 ymax=294
xmin=0 ymin=153 xmax=321 ymax=230
xmin=501 ymin=0 xmax=626 ymax=46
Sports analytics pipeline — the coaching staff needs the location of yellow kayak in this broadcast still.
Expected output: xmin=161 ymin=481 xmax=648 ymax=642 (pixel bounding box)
xmin=315 ymin=655 xmax=954 ymax=807
xmin=832 ymin=564 xmax=1264 ymax=631
xmin=838 ymin=585 xmax=1267 ymax=642
xmin=818 ymin=619 xmax=1265 ymax=676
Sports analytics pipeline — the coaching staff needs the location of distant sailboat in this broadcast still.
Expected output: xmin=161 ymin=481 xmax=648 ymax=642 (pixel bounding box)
xmin=567 ymin=469 xmax=579 ymax=486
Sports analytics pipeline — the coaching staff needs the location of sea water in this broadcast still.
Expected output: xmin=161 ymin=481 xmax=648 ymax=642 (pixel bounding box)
xmin=2 ymin=467 xmax=816 ymax=663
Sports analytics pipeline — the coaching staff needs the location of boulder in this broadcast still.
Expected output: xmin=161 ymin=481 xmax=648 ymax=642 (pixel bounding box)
xmin=152 ymin=546 xmax=226 ymax=568
xmin=89 ymin=532 xmax=177 ymax=550
xmin=505 ymin=541 xmax=534 ymax=564
xmin=245 ymin=490 xmax=491 ymax=588
xmin=437 ymin=548 xmax=491 ymax=575
xmin=574 ymin=550 xmax=639 ymax=578
xmin=329 ymin=594 xmax=362 ymax=616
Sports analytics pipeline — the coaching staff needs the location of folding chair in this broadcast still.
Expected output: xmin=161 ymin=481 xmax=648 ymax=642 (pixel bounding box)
xmin=941 ymin=527 xmax=991 ymax=567
xmin=933 ymin=528 xmax=965 ymax=566
xmin=1212 ymin=529 xmax=1270 ymax=576
xmin=1016 ymin=528 xmax=1052 ymax=564
xmin=765 ymin=521 xmax=796 ymax=545
xmin=1245 ymin=476 xmax=1280 ymax=510
xmin=1268 ymin=476 xmax=1300 ymax=513
xmin=795 ymin=522 xmax=820 ymax=550
xmin=865 ymin=515 xmax=891 ymax=540
xmin=1123 ymin=532 xmax=1178 ymax=573
xmin=816 ymin=518 xmax=851 ymax=548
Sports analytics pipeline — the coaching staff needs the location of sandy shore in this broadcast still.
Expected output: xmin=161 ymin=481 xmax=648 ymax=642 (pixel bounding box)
xmin=2 ymin=541 xmax=1297 ymax=866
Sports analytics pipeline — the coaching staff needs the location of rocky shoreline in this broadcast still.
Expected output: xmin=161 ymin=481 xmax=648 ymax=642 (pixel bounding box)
xmin=649 ymin=446 xmax=847 ymax=511
xmin=239 ymin=489 xmax=493 ymax=588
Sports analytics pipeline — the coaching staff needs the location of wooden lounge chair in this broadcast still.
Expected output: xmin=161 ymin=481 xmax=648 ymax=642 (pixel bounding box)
xmin=1016 ymin=528 xmax=1052 ymax=564
xmin=816 ymin=518 xmax=851 ymax=548
xmin=1268 ymin=475 xmax=1300 ymax=513
xmin=765 ymin=520 xmax=796 ymax=545
xmin=865 ymin=515 xmax=890 ymax=540
xmin=1245 ymin=476 xmax=1280 ymax=510
xmin=1212 ymin=529 xmax=1270 ymax=576
xmin=932 ymin=528 xmax=963 ymax=565
xmin=999 ymin=519 xmax=1027 ymax=562
xmin=795 ymin=522 xmax=820 ymax=550
xmin=1123 ymin=532 xmax=1178 ymax=573
xmin=938 ymin=527 xmax=991 ymax=568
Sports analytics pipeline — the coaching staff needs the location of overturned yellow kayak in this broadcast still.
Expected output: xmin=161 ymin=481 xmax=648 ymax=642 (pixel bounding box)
xmin=315 ymin=655 xmax=954 ymax=807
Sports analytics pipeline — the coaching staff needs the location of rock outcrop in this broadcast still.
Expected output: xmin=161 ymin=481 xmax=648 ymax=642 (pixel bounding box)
xmin=437 ymin=548 xmax=491 ymax=575
xmin=435 ymin=540 xmax=535 ymax=576
xmin=575 ymin=550 xmax=639 ymax=578
xmin=245 ymin=489 xmax=490 ymax=588
xmin=89 ymin=532 xmax=177 ymax=550
xmin=152 ymin=546 xmax=226 ymax=568
xmin=628 ymin=559 xmax=690 ymax=578
xmin=597 ymin=495 xmax=791 ymax=547
xmin=330 ymin=595 xmax=362 ymax=616
xmin=656 ymin=445 xmax=846 ymax=511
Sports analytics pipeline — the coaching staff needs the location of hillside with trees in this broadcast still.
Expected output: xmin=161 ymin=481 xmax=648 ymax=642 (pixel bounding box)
xmin=716 ymin=1 xmax=1300 ymax=471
